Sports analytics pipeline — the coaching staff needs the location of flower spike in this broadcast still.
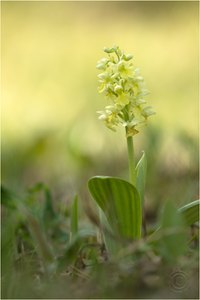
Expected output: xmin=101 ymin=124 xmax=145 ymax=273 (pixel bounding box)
xmin=97 ymin=46 xmax=155 ymax=136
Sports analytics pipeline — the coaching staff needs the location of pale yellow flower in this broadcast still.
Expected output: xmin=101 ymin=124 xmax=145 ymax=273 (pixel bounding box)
xmin=97 ymin=46 xmax=155 ymax=135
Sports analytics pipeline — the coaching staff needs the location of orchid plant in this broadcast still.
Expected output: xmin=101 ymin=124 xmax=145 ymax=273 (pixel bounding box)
xmin=88 ymin=46 xmax=199 ymax=256
xmin=87 ymin=45 xmax=155 ymax=252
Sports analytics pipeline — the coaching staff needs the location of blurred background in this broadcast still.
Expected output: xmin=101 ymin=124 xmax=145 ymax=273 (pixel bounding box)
xmin=2 ymin=1 xmax=199 ymax=216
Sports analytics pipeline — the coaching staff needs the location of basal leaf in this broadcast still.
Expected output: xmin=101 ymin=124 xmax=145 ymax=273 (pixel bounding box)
xmin=158 ymin=201 xmax=187 ymax=262
xmin=178 ymin=199 xmax=199 ymax=226
xmin=149 ymin=200 xmax=200 ymax=248
xmin=98 ymin=207 xmax=121 ymax=255
xmin=88 ymin=176 xmax=141 ymax=239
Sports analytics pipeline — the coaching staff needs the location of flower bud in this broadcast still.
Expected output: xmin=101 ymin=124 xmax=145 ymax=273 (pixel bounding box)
xmin=98 ymin=73 xmax=107 ymax=80
xmin=104 ymin=47 xmax=115 ymax=53
xmin=114 ymin=85 xmax=123 ymax=93
xmin=141 ymin=106 xmax=156 ymax=118
xmin=96 ymin=58 xmax=109 ymax=70
xmin=123 ymin=54 xmax=133 ymax=61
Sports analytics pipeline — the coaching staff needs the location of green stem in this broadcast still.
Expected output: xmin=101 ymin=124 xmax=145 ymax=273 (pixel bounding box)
xmin=126 ymin=127 xmax=136 ymax=185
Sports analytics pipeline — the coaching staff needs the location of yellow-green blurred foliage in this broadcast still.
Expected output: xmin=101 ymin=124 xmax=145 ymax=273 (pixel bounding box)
xmin=2 ymin=1 xmax=199 ymax=205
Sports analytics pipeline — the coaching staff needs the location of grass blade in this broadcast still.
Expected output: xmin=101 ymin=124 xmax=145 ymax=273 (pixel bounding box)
xmin=71 ymin=195 xmax=78 ymax=236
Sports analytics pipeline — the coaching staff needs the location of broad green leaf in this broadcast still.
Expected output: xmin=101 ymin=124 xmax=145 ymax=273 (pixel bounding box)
xmin=149 ymin=200 xmax=200 ymax=246
xmin=158 ymin=201 xmax=187 ymax=262
xmin=135 ymin=151 xmax=147 ymax=205
xmin=88 ymin=176 xmax=141 ymax=239
xmin=178 ymin=199 xmax=199 ymax=226
xmin=98 ymin=207 xmax=121 ymax=255
xmin=71 ymin=195 xmax=78 ymax=236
